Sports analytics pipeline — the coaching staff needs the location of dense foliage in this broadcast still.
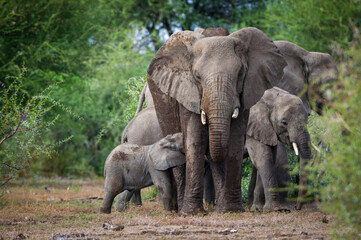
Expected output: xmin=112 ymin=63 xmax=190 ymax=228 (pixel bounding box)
xmin=307 ymin=39 xmax=361 ymax=238
xmin=0 ymin=1 xmax=360 ymax=236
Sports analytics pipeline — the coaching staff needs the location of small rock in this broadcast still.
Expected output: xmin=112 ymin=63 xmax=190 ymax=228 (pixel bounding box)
xmin=219 ymin=228 xmax=238 ymax=233
xmin=102 ymin=222 xmax=124 ymax=231
xmin=14 ymin=233 xmax=26 ymax=239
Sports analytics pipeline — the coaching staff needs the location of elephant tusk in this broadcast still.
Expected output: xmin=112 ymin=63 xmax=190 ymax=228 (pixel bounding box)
xmin=292 ymin=142 xmax=299 ymax=156
xmin=201 ymin=110 xmax=207 ymax=125
xmin=311 ymin=142 xmax=321 ymax=153
xmin=232 ymin=108 xmax=239 ymax=119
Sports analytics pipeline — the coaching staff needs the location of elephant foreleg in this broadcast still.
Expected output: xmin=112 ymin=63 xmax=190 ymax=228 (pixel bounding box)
xmin=180 ymin=107 xmax=208 ymax=215
xmin=275 ymin=141 xmax=291 ymax=203
xmin=247 ymin=164 xmax=257 ymax=206
xmin=247 ymin=137 xmax=285 ymax=212
xmin=151 ymin=170 xmax=176 ymax=211
xmin=251 ymin=172 xmax=265 ymax=211
xmin=172 ymin=165 xmax=185 ymax=210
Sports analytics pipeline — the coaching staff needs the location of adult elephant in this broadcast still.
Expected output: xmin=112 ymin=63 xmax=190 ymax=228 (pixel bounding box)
xmin=275 ymin=41 xmax=337 ymax=114
xmin=246 ymin=87 xmax=311 ymax=212
xmin=147 ymin=27 xmax=287 ymax=214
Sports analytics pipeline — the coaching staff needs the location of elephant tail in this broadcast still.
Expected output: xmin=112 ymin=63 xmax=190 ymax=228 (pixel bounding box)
xmin=135 ymin=82 xmax=148 ymax=115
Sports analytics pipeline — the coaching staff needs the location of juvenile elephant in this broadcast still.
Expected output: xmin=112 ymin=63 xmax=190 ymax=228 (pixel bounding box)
xmin=147 ymin=27 xmax=286 ymax=213
xmin=100 ymin=133 xmax=185 ymax=214
xmin=246 ymin=87 xmax=312 ymax=212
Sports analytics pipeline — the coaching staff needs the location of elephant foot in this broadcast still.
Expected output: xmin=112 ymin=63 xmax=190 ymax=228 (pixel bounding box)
xmin=295 ymin=201 xmax=303 ymax=210
xmin=99 ymin=206 xmax=111 ymax=214
xmin=216 ymin=203 xmax=245 ymax=213
xmin=180 ymin=207 xmax=207 ymax=217
xmin=263 ymin=203 xmax=290 ymax=213
xmin=250 ymin=203 xmax=263 ymax=212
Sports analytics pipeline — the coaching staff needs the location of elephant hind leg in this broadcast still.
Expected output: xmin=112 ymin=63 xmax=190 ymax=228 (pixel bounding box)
xmin=115 ymin=190 xmax=134 ymax=212
xmin=131 ymin=189 xmax=142 ymax=205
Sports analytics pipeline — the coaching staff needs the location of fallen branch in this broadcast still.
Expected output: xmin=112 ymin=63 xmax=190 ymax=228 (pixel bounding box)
xmin=60 ymin=196 xmax=103 ymax=202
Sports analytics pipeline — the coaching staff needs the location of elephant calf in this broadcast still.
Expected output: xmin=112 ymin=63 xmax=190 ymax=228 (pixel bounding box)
xmin=100 ymin=133 xmax=185 ymax=214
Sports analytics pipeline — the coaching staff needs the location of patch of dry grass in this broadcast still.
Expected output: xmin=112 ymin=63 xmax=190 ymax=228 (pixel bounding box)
xmin=0 ymin=178 xmax=332 ymax=240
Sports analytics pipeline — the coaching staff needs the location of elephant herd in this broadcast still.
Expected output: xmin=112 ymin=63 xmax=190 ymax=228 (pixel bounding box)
xmin=100 ymin=27 xmax=337 ymax=215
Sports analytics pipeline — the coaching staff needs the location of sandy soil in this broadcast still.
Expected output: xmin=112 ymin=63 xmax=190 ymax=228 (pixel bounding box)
xmin=0 ymin=178 xmax=332 ymax=239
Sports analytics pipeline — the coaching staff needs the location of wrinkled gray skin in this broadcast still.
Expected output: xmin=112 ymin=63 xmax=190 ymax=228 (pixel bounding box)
xmin=275 ymin=41 xmax=337 ymax=114
xmin=115 ymin=107 xmax=163 ymax=211
xmin=245 ymin=87 xmax=312 ymax=212
xmin=147 ymin=27 xmax=286 ymax=214
xmin=247 ymin=41 xmax=337 ymax=209
xmin=100 ymin=133 xmax=185 ymax=214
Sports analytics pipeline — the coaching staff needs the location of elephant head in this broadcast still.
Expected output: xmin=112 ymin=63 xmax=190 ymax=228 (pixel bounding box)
xmin=247 ymin=87 xmax=312 ymax=209
xmin=275 ymin=41 xmax=337 ymax=114
xmin=147 ymin=28 xmax=287 ymax=162
xmin=148 ymin=133 xmax=186 ymax=171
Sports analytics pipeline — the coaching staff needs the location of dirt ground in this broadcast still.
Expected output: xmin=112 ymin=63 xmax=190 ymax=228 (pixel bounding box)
xmin=0 ymin=178 xmax=332 ymax=240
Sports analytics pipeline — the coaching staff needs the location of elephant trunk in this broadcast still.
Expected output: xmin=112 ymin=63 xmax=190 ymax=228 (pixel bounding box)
xmin=295 ymin=131 xmax=312 ymax=210
xmin=202 ymin=74 xmax=237 ymax=163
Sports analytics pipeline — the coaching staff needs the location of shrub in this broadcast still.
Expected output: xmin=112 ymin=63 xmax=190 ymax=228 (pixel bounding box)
xmin=308 ymin=36 xmax=361 ymax=238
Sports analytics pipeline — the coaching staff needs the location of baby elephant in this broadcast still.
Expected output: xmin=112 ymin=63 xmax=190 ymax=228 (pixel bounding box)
xmin=100 ymin=133 xmax=185 ymax=214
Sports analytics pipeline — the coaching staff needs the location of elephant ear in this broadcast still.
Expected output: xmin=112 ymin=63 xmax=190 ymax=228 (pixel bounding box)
xmin=230 ymin=28 xmax=287 ymax=109
xmin=151 ymin=133 xmax=186 ymax=171
xmin=247 ymin=93 xmax=277 ymax=146
xmin=301 ymin=51 xmax=337 ymax=85
xmin=147 ymin=31 xmax=203 ymax=114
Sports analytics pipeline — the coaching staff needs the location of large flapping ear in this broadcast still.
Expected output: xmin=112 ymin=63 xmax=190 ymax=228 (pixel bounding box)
xmin=147 ymin=31 xmax=203 ymax=114
xmin=230 ymin=28 xmax=287 ymax=110
xmin=275 ymin=40 xmax=337 ymax=85
xmin=301 ymin=52 xmax=337 ymax=85
xmin=151 ymin=133 xmax=186 ymax=171
xmin=246 ymin=89 xmax=278 ymax=146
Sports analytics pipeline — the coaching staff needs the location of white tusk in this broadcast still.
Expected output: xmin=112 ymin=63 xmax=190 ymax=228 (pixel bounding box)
xmin=292 ymin=142 xmax=299 ymax=156
xmin=311 ymin=142 xmax=321 ymax=153
xmin=232 ymin=108 xmax=239 ymax=119
xmin=201 ymin=110 xmax=207 ymax=125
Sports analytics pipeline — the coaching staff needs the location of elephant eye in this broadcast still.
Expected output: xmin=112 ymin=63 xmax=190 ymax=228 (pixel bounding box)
xmin=281 ymin=120 xmax=288 ymax=126
xmin=193 ymin=71 xmax=201 ymax=81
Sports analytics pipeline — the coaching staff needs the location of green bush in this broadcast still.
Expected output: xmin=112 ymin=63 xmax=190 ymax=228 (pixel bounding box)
xmin=308 ymin=38 xmax=361 ymax=238
xmin=0 ymin=68 xmax=72 ymax=186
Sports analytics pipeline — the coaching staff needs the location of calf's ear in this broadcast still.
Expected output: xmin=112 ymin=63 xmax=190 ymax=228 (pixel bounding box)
xmin=151 ymin=133 xmax=185 ymax=171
